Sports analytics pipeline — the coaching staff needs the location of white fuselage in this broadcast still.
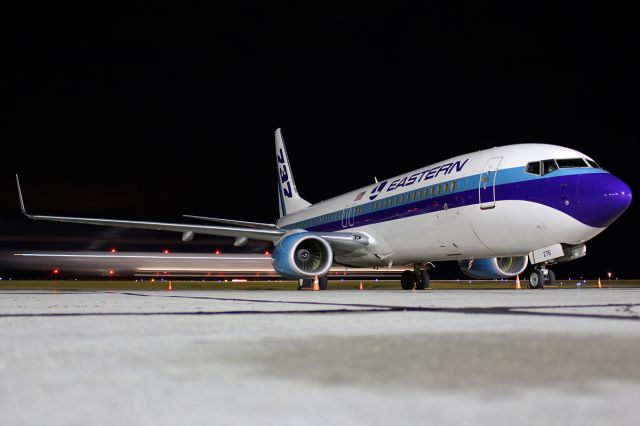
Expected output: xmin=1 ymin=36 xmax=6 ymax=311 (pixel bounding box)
xmin=277 ymin=144 xmax=621 ymax=267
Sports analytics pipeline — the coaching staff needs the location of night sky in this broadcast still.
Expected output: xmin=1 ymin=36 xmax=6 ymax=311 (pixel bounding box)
xmin=2 ymin=3 xmax=638 ymax=278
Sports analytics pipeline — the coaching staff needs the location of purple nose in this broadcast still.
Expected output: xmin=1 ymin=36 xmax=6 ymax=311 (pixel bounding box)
xmin=578 ymin=173 xmax=632 ymax=228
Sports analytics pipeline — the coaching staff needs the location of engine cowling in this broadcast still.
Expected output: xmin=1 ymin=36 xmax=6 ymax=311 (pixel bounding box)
xmin=458 ymin=256 xmax=529 ymax=279
xmin=271 ymin=233 xmax=333 ymax=278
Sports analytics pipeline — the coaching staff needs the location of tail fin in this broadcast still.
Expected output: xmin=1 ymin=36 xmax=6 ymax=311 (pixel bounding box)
xmin=275 ymin=128 xmax=310 ymax=217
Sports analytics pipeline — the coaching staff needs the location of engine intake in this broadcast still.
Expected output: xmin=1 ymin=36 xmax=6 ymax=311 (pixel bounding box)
xmin=272 ymin=233 xmax=333 ymax=278
xmin=458 ymin=256 xmax=528 ymax=279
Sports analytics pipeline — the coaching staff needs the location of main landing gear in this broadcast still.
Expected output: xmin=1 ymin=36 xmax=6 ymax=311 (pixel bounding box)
xmin=400 ymin=264 xmax=432 ymax=290
xmin=297 ymin=275 xmax=329 ymax=290
xmin=528 ymin=266 xmax=556 ymax=289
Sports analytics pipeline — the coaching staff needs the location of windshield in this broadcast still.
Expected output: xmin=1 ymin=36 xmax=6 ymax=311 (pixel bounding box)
xmin=556 ymin=158 xmax=588 ymax=168
xmin=525 ymin=157 xmax=601 ymax=176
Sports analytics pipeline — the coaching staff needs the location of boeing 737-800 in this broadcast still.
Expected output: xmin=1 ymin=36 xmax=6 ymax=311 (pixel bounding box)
xmin=16 ymin=129 xmax=632 ymax=290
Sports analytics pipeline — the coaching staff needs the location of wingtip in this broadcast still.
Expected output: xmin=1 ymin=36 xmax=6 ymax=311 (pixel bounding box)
xmin=15 ymin=174 xmax=32 ymax=219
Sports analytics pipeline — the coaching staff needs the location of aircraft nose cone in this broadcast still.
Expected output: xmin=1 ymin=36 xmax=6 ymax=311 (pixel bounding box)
xmin=579 ymin=173 xmax=632 ymax=228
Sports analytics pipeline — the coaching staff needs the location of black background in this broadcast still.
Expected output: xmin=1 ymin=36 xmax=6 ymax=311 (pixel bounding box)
xmin=2 ymin=2 xmax=637 ymax=278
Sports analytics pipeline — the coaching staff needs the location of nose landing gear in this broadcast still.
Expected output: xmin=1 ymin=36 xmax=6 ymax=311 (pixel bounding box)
xmin=528 ymin=266 xmax=556 ymax=289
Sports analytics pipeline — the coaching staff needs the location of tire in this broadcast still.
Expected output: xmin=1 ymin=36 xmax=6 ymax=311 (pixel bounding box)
xmin=319 ymin=275 xmax=329 ymax=290
xmin=546 ymin=269 xmax=556 ymax=286
xmin=415 ymin=270 xmax=430 ymax=290
xmin=401 ymin=270 xmax=416 ymax=290
xmin=529 ymin=270 xmax=545 ymax=289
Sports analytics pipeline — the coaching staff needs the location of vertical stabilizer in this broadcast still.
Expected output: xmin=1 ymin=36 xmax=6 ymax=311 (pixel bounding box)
xmin=275 ymin=128 xmax=310 ymax=217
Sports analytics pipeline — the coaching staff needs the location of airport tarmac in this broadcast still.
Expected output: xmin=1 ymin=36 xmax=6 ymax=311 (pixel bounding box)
xmin=1 ymin=289 xmax=639 ymax=425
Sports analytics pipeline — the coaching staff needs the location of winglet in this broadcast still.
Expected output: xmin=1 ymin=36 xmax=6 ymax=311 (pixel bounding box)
xmin=15 ymin=175 xmax=34 ymax=219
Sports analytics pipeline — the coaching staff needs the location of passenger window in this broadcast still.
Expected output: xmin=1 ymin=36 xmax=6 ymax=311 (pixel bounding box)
xmin=436 ymin=185 xmax=441 ymax=195
xmin=542 ymin=160 xmax=558 ymax=175
xmin=443 ymin=183 xmax=448 ymax=193
xmin=430 ymin=187 xmax=435 ymax=197
xmin=556 ymin=158 xmax=588 ymax=168
xmin=526 ymin=161 xmax=541 ymax=175
xmin=451 ymin=181 xmax=456 ymax=192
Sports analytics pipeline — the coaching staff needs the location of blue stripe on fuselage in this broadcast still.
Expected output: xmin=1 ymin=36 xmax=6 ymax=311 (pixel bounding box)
xmin=281 ymin=166 xmax=611 ymax=232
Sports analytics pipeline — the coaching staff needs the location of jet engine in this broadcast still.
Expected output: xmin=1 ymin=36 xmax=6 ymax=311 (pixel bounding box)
xmin=458 ymin=256 xmax=529 ymax=279
xmin=271 ymin=233 xmax=333 ymax=278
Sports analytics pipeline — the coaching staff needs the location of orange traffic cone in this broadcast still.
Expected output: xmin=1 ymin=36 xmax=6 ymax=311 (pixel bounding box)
xmin=597 ymin=277 xmax=602 ymax=288
xmin=515 ymin=274 xmax=521 ymax=289
xmin=168 ymin=281 xmax=172 ymax=291
xmin=359 ymin=282 xmax=364 ymax=290
xmin=312 ymin=275 xmax=320 ymax=291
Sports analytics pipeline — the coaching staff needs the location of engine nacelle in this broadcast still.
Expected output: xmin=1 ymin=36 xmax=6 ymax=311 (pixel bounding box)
xmin=458 ymin=256 xmax=529 ymax=279
xmin=271 ymin=233 xmax=333 ymax=279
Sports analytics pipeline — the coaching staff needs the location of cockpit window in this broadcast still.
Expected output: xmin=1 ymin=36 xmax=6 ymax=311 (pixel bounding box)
xmin=525 ymin=161 xmax=541 ymax=175
xmin=586 ymin=159 xmax=601 ymax=169
xmin=541 ymin=159 xmax=558 ymax=175
xmin=556 ymin=158 xmax=589 ymax=168
xmin=528 ymin=157 xmax=601 ymax=176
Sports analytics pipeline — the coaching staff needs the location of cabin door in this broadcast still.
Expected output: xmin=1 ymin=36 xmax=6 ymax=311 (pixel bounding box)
xmin=479 ymin=156 xmax=503 ymax=209
xmin=341 ymin=206 xmax=355 ymax=228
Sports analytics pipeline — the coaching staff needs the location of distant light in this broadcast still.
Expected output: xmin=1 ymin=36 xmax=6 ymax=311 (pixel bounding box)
xmin=52 ymin=269 xmax=60 ymax=275
xmin=231 ymin=279 xmax=247 ymax=282
xmin=151 ymin=278 xmax=155 ymax=282
xmin=108 ymin=270 xmax=115 ymax=275
xmin=163 ymin=249 xmax=170 ymax=254
xmin=607 ymin=272 xmax=612 ymax=279
xmin=214 ymin=250 xmax=221 ymax=255
xmin=264 ymin=250 xmax=270 ymax=256
xmin=110 ymin=248 xmax=117 ymax=253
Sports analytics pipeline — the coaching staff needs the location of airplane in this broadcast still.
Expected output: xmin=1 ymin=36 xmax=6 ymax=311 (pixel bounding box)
xmin=16 ymin=128 xmax=632 ymax=290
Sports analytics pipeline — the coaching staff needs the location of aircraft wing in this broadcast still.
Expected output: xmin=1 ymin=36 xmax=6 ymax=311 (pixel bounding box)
xmin=16 ymin=176 xmax=285 ymax=242
xmin=182 ymin=215 xmax=280 ymax=229
xmin=15 ymin=176 xmax=370 ymax=250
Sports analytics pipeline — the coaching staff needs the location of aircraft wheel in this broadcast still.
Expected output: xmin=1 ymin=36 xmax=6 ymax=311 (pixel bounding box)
xmin=546 ymin=269 xmax=556 ymax=286
xmin=415 ymin=270 xmax=430 ymax=290
xmin=401 ymin=270 xmax=416 ymax=290
xmin=529 ymin=270 xmax=545 ymax=289
xmin=319 ymin=275 xmax=329 ymax=290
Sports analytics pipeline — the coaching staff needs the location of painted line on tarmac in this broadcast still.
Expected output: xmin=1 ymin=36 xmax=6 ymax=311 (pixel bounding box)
xmin=1 ymin=304 xmax=638 ymax=321
xmin=116 ymin=291 xmax=640 ymax=320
